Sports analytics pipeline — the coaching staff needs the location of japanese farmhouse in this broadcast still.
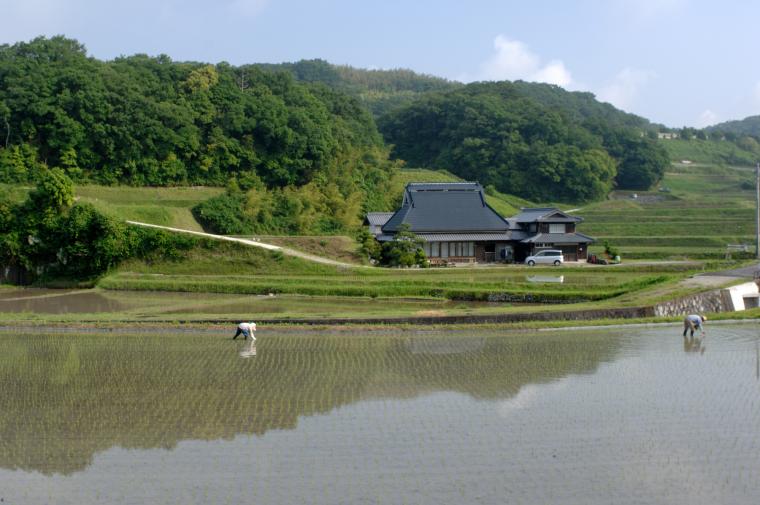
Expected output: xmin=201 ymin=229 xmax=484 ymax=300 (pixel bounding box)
xmin=365 ymin=182 xmax=594 ymax=264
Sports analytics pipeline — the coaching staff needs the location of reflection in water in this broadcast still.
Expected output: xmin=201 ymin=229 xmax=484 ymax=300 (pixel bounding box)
xmin=239 ymin=339 xmax=257 ymax=358
xmin=526 ymin=274 xmax=564 ymax=283
xmin=683 ymin=335 xmax=706 ymax=354
xmin=4 ymin=326 xmax=760 ymax=504
xmin=0 ymin=330 xmax=619 ymax=475
xmin=0 ymin=290 xmax=125 ymax=313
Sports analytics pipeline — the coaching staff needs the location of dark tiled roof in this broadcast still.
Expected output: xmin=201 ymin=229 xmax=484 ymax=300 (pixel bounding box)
xmin=514 ymin=207 xmax=582 ymax=223
xmin=521 ymin=232 xmax=595 ymax=244
xmin=382 ymin=183 xmax=508 ymax=233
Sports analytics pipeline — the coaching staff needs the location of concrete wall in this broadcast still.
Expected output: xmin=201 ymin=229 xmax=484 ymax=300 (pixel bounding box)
xmin=725 ymin=282 xmax=760 ymax=310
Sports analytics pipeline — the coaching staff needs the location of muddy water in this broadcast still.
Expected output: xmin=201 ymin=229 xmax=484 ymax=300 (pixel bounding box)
xmin=0 ymin=289 xmax=126 ymax=313
xmin=0 ymin=288 xmax=502 ymax=316
xmin=2 ymin=324 xmax=760 ymax=504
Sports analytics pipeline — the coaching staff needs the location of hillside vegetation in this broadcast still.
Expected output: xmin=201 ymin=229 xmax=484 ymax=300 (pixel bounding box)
xmin=660 ymin=138 xmax=760 ymax=166
xmin=378 ymin=81 xmax=669 ymax=202
xmin=252 ymin=59 xmax=459 ymax=118
xmin=0 ymin=36 xmax=398 ymax=234
xmin=582 ymin=163 xmax=756 ymax=260
xmin=708 ymin=115 xmax=760 ymax=138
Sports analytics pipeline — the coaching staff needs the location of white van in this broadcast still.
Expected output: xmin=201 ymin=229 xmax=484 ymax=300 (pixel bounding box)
xmin=524 ymin=249 xmax=564 ymax=266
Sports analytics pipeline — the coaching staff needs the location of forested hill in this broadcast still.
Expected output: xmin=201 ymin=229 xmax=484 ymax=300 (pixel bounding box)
xmin=707 ymin=115 xmax=760 ymax=137
xmin=507 ymin=81 xmax=655 ymax=132
xmin=255 ymin=60 xmax=667 ymax=202
xmin=0 ymin=36 xmax=400 ymax=232
xmin=252 ymin=59 xmax=459 ymax=118
xmin=378 ymin=81 xmax=669 ymax=202
xmin=1 ymin=36 xmax=668 ymax=215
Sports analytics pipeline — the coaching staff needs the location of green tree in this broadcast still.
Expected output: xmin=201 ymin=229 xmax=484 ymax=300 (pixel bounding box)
xmin=381 ymin=224 xmax=426 ymax=267
xmin=30 ymin=167 xmax=74 ymax=211
xmin=378 ymin=80 xmax=661 ymax=202
xmin=356 ymin=228 xmax=382 ymax=263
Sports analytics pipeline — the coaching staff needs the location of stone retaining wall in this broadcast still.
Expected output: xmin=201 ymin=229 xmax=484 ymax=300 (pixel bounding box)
xmin=653 ymin=289 xmax=733 ymax=317
xmin=653 ymin=281 xmax=760 ymax=317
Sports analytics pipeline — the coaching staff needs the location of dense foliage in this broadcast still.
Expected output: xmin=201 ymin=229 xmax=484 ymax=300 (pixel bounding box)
xmin=253 ymin=59 xmax=458 ymax=118
xmin=192 ymin=145 xmax=400 ymax=235
xmin=707 ymin=115 xmax=760 ymax=138
xmin=0 ymin=36 xmax=399 ymax=232
xmin=378 ymin=82 xmax=668 ymax=200
xmin=380 ymin=224 xmax=427 ymax=267
xmin=0 ymin=36 xmax=678 ymax=231
xmin=0 ymin=169 xmax=197 ymax=282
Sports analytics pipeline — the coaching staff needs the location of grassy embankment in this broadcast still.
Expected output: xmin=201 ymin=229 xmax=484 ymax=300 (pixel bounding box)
xmin=660 ymin=138 xmax=759 ymax=166
xmin=581 ymin=137 xmax=759 ymax=260
xmin=101 ymin=241 xmax=684 ymax=301
xmin=3 ymin=163 xmax=757 ymax=323
xmin=583 ymin=163 xmax=757 ymax=261
xmin=2 ymin=241 xmax=712 ymax=323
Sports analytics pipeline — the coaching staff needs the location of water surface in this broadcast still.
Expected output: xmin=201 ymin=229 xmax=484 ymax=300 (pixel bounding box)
xmin=2 ymin=324 xmax=760 ymax=504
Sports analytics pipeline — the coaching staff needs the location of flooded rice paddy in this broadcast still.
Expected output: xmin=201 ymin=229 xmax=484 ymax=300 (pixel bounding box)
xmin=0 ymin=287 xmax=509 ymax=319
xmin=2 ymin=323 xmax=760 ymax=504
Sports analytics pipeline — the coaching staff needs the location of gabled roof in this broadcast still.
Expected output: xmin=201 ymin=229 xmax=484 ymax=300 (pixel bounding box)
xmin=364 ymin=212 xmax=395 ymax=226
xmin=382 ymin=182 xmax=508 ymax=233
xmin=513 ymin=207 xmax=582 ymax=224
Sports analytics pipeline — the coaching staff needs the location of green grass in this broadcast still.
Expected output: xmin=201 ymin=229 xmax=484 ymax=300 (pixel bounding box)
xmin=397 ymin=168 xmax=464 ymax=184
xmin=249 ymin=235 xmax=365 ymax=264
xmin=0 ymin=183 xmax=32 ymax=202
xmin=93 ymin=241 xmax=699 ymax=306
xmin=76 ymin=185 xmax=224 ymax=230
xmin=659 ymin=138 xmax=758 ymax=166
xmin=579 ymin=163 xmax=759 ymax=260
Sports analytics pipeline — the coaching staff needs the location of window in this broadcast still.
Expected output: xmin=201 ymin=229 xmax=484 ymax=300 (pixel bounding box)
xmin=549 ymin=223 xmax=565 ymax=233
xmin=423 ymin=242 xmax=431 ymax=256
xmin=441 ymin=242 xmax=448 ymax=258
xmin=467 ymin=242 xmax=474 ymax=256
xmin=432 ymin=242 xmax=440 ymax=257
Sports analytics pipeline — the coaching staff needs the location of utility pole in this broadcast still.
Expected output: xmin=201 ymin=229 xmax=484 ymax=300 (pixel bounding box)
xmin=756 ymin=162 xmax=759 ymax=259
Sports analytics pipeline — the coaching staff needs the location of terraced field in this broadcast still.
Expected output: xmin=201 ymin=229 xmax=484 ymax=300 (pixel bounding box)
xmin=581 ymin=164 xmax=757 ymax=259
xmin=99 ymin=240 xmax=686 ymax=305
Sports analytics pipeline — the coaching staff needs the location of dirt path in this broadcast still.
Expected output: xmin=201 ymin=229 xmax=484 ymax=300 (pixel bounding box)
xmin=126 ymin=221 xmax=360 ymax=268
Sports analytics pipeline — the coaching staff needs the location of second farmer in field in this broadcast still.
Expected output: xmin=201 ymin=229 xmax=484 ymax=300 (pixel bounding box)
xmin=682 ymin=314 xmax=706 ymax=338
xmin=233 ymin=322 xmax=257 ymax=341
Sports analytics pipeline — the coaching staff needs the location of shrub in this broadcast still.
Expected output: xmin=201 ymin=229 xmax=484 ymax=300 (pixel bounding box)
xmin=380 ymin=224 xmax=427 ymax=267
xmin=603 ymin=240 xmax=620 ymax=259
xmin=192 ymin=192 xmax=251 ymax=235
xmin=356 ymin=228 xmax=382 ymax=263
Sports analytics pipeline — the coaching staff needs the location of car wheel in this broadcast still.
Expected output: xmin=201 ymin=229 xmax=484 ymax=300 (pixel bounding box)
xmin=528 ymin=260 xmax=535 ymax=266
xmin=553 ymin=260 xmax=561 ymax=266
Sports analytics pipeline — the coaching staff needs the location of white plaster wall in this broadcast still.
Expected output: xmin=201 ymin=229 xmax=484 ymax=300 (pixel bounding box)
xmin=725 ymin=282 xmax=759 ymax=311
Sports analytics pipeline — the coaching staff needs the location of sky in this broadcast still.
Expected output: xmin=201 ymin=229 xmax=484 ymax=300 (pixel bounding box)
xmin=1 ymin=0 xmax=759 ymax=127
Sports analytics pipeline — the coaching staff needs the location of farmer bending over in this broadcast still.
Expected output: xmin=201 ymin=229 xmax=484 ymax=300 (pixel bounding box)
xmin=682 ymin=314 xmax=706 ymax=338
xmin=233 ymin=322 xmax=257 ymax=341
